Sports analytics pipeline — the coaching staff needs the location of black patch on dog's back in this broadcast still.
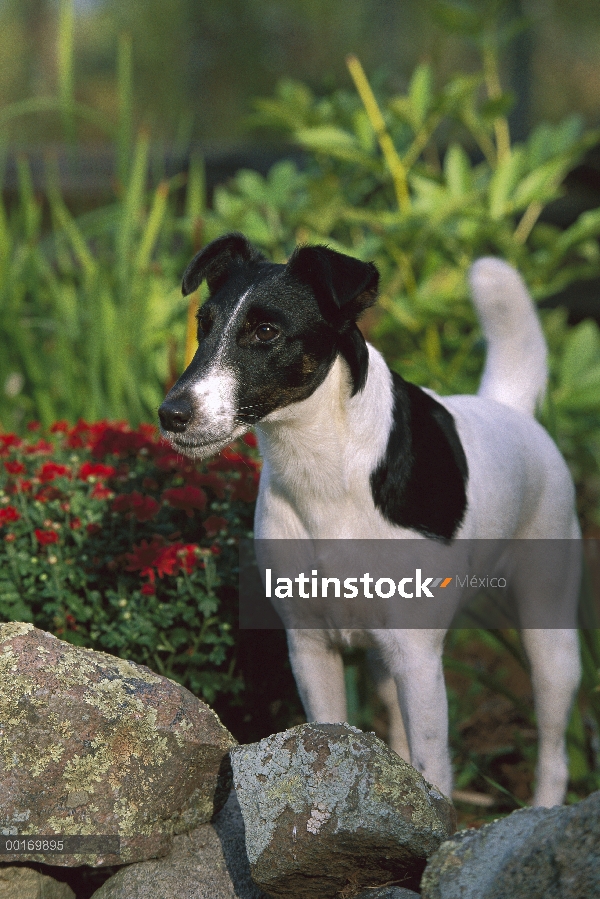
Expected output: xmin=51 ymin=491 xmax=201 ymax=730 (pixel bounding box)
xmin=370 ymin=372 xmax=468 ymax=540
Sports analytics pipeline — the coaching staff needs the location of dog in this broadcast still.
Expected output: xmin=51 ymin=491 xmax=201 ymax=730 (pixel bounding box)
xmin=159 ymin=232 xmax=581 ymax=806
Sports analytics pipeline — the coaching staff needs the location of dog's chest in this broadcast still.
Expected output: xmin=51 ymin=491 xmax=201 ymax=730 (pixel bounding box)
xmin=255 ymin=457 xmax=416 ymax=540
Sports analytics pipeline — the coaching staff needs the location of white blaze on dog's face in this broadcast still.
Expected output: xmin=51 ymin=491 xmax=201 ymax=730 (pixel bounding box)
xmin=158 ymin=233 xmax=379 ymax=457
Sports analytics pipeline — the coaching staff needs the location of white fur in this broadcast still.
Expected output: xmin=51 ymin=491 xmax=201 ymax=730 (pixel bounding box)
xmin=254 ymin=259 xmax=581 ymax=807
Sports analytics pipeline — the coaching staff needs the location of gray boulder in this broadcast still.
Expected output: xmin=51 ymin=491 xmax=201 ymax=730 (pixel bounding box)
xmin=0 ymin=622 xmax=235 ymax=866
xmin=354 ymin=888 xmax=420 ymax=899
xmin=90 ymin=790 xmax=267 ymax=899
xmin=0 ymin=866 xmax=75 ymax=899
xmin=230 ymin=722 xmax=456 ymax=898
xmin=421 ymin=789 xmax=600 ymax=899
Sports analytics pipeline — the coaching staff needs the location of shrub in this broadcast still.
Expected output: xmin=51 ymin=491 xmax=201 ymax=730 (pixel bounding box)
xmin=0 ymin=420 xmax=259 ymax=704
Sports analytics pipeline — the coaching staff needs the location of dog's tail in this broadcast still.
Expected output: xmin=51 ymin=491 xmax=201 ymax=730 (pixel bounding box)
xmin=469 ymin=257 xmax=547 ymax=416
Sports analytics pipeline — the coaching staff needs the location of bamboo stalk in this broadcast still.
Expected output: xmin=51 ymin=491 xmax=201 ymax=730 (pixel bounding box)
xmin=346 ymin=54 xmax=411 ymax=213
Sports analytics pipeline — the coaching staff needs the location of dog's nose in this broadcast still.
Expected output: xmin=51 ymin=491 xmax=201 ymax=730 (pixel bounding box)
xmin=158 ymin=396 xmax=193 ymax=433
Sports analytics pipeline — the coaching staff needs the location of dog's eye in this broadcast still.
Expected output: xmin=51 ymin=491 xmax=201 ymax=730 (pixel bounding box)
xmin=255 ymin=323 xmax=279 ymax=343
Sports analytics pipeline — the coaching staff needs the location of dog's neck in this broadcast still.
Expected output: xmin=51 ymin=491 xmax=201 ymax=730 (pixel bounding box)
xmin=255 ymin=345 xmax=393 ymax=504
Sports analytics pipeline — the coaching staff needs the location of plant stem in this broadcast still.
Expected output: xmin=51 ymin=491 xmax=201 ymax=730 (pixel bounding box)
xmin=482 ymin=43 xmax=511 ymax=163
xmin=346 ymin=54 xmax=411 ymax=214
xmin=514 ymin=201 xmax=543 ymax=244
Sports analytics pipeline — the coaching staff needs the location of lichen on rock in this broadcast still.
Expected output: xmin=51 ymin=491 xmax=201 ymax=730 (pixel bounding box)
xmin=231 ymin=722 xmax=456 ymax=899
xmin=0 ymin=623 xmax=236 ymax=866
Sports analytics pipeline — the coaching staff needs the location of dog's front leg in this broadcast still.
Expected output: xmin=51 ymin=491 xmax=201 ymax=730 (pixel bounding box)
xmin=286 ymin=629 xmax=347 ymax=723
xmin=379 ymin=629 xmax=452 ymax=798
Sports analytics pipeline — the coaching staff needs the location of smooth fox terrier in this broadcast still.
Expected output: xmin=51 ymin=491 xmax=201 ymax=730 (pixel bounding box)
xmin=159 ymin=232 xmax=581 ymax=806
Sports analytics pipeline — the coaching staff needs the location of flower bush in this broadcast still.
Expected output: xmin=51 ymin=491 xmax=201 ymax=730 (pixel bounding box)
xmin=0 ymin=420 xmax=259 ymax=704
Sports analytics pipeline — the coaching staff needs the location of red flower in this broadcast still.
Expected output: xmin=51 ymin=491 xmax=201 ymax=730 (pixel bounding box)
xmin=90 ymin=424 xmax=154 ymax=459
xmin=230 ymin=472 xmax=259 ymax=503
xmin=50 ymin=420 xmax=70 ymax=433
xmin=175 ymin=543 xmax=200 ymax=574
xmin=155 ymin=545 xmax=181 ymax=578
xmin=138 ymin=423 xmax=158 ymax=439
xmin=112 ymin=491 xmax=159 ymax=522
xmin=35 ymin=528 xmax=59 ymax=545
xmin=24 ymin=440 xmax=54 ymax=455
xmin=26 ymin=421 xmax=41 ymax=431
xmin=86 ymin=523 xmax=101 ymax=535
xmin=0 ymin=506 xmax=20 ymax=525
xmin=64 ymin=419 xmax=96 ymax=449
xmin=242 ymin=432 xmax=258 ymax=448
xmin=37 ymin=462 xmax=71 ymax=483
xmin=0 ymin=434 xmax=22 ymax=455
xmin=4 ymin=461 xmax=25 ymax=475
xmin=202 ymin=515 xmax=228 ymax=537
xmin=153 ymin=446 xmax=183 ymax=472
xmin=79 ymin=462 xmax=117 ymax=481
xmin=91 ymin=483 xmax=113 ymax=500
xmin=126 ymin=537 xmax=200 ymax=582
xmin=185 ymin=472 xmax=227 ymax=499
xmin=141 ymin=583 xmax=156 ymax=595
xmin=35 ymin=486 xmax=64 ymax=503
xmin=125 ymin=536 xmax=167 ymax=583
xmin=161 ymin=486 xmax=207 ymax=517
xmin=70 ymin=517 xmax=81 ymax=530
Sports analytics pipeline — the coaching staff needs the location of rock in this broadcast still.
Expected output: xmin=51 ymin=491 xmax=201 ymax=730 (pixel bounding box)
xmin=0 ymin=866 xmax=75 ymax=899
xmin=230 ymin=722 xmax=456 ymax=898
xmin=421 ymin=789 xmax=600 ymax=899
xmin=354 ymin=888 xmax=421 ymax=899
xmin=90 ymin=790 xmax=267 ymax=899
xmin=0 ymin=622 xmax=236 ymax=866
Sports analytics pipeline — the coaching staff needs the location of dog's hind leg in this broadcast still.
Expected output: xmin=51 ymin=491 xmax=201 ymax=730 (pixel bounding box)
xmin=286 ymin=629 xmax=348 ymax=723
xmin=367 ymin=648 xmax=410 ymax=761
xmin=521 ymin=628 xmax=581 ymax=807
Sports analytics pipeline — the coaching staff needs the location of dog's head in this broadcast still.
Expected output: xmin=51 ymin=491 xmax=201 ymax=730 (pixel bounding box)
xmin=158 ymin=232 xmax=379 ymax=457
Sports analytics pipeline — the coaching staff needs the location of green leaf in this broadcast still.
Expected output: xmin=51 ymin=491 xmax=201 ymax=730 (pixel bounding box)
xmin=444 ymin=143 xmax=471 ymax=197
xmin=557 ymin=366 xmax=600 ymax=411
xmin=511 ymin=157 xmax=566 ymax=210
xmin=488 ymin=147 xmax=524 ymax=218
xmin=295 ymin=125 xmax=356 ymax=151
xmin=408 ymin=64 xmax=434 ymax=129
xmin=554 ymin=208 xmax=600 ymax=258
xmin=294 ymin=126 xmax=375 ymax=167
xmin=480 ymin=93 xmax=515 ymax=121
xmin=559 ymin=320 xmax=600 ymax=387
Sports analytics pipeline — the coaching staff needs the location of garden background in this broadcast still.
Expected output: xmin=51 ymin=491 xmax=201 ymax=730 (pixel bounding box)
xmin=0 ymin=0 xmax=600 ymax=827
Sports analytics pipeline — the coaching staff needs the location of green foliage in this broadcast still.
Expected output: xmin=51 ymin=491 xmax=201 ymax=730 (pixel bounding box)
xmin=0 ymin=150 xmax=198 ymax=429
xmin=0 ymin=422 xmax=259 ymax=704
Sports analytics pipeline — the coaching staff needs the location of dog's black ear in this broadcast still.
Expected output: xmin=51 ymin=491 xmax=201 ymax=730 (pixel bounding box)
xmin=181 ymin=232 xmax=265 ymax=296
xmin=286 ymin=245 xmax=379 ymax=323
xmin=287 ymin=245 xmax=378 ymax=396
